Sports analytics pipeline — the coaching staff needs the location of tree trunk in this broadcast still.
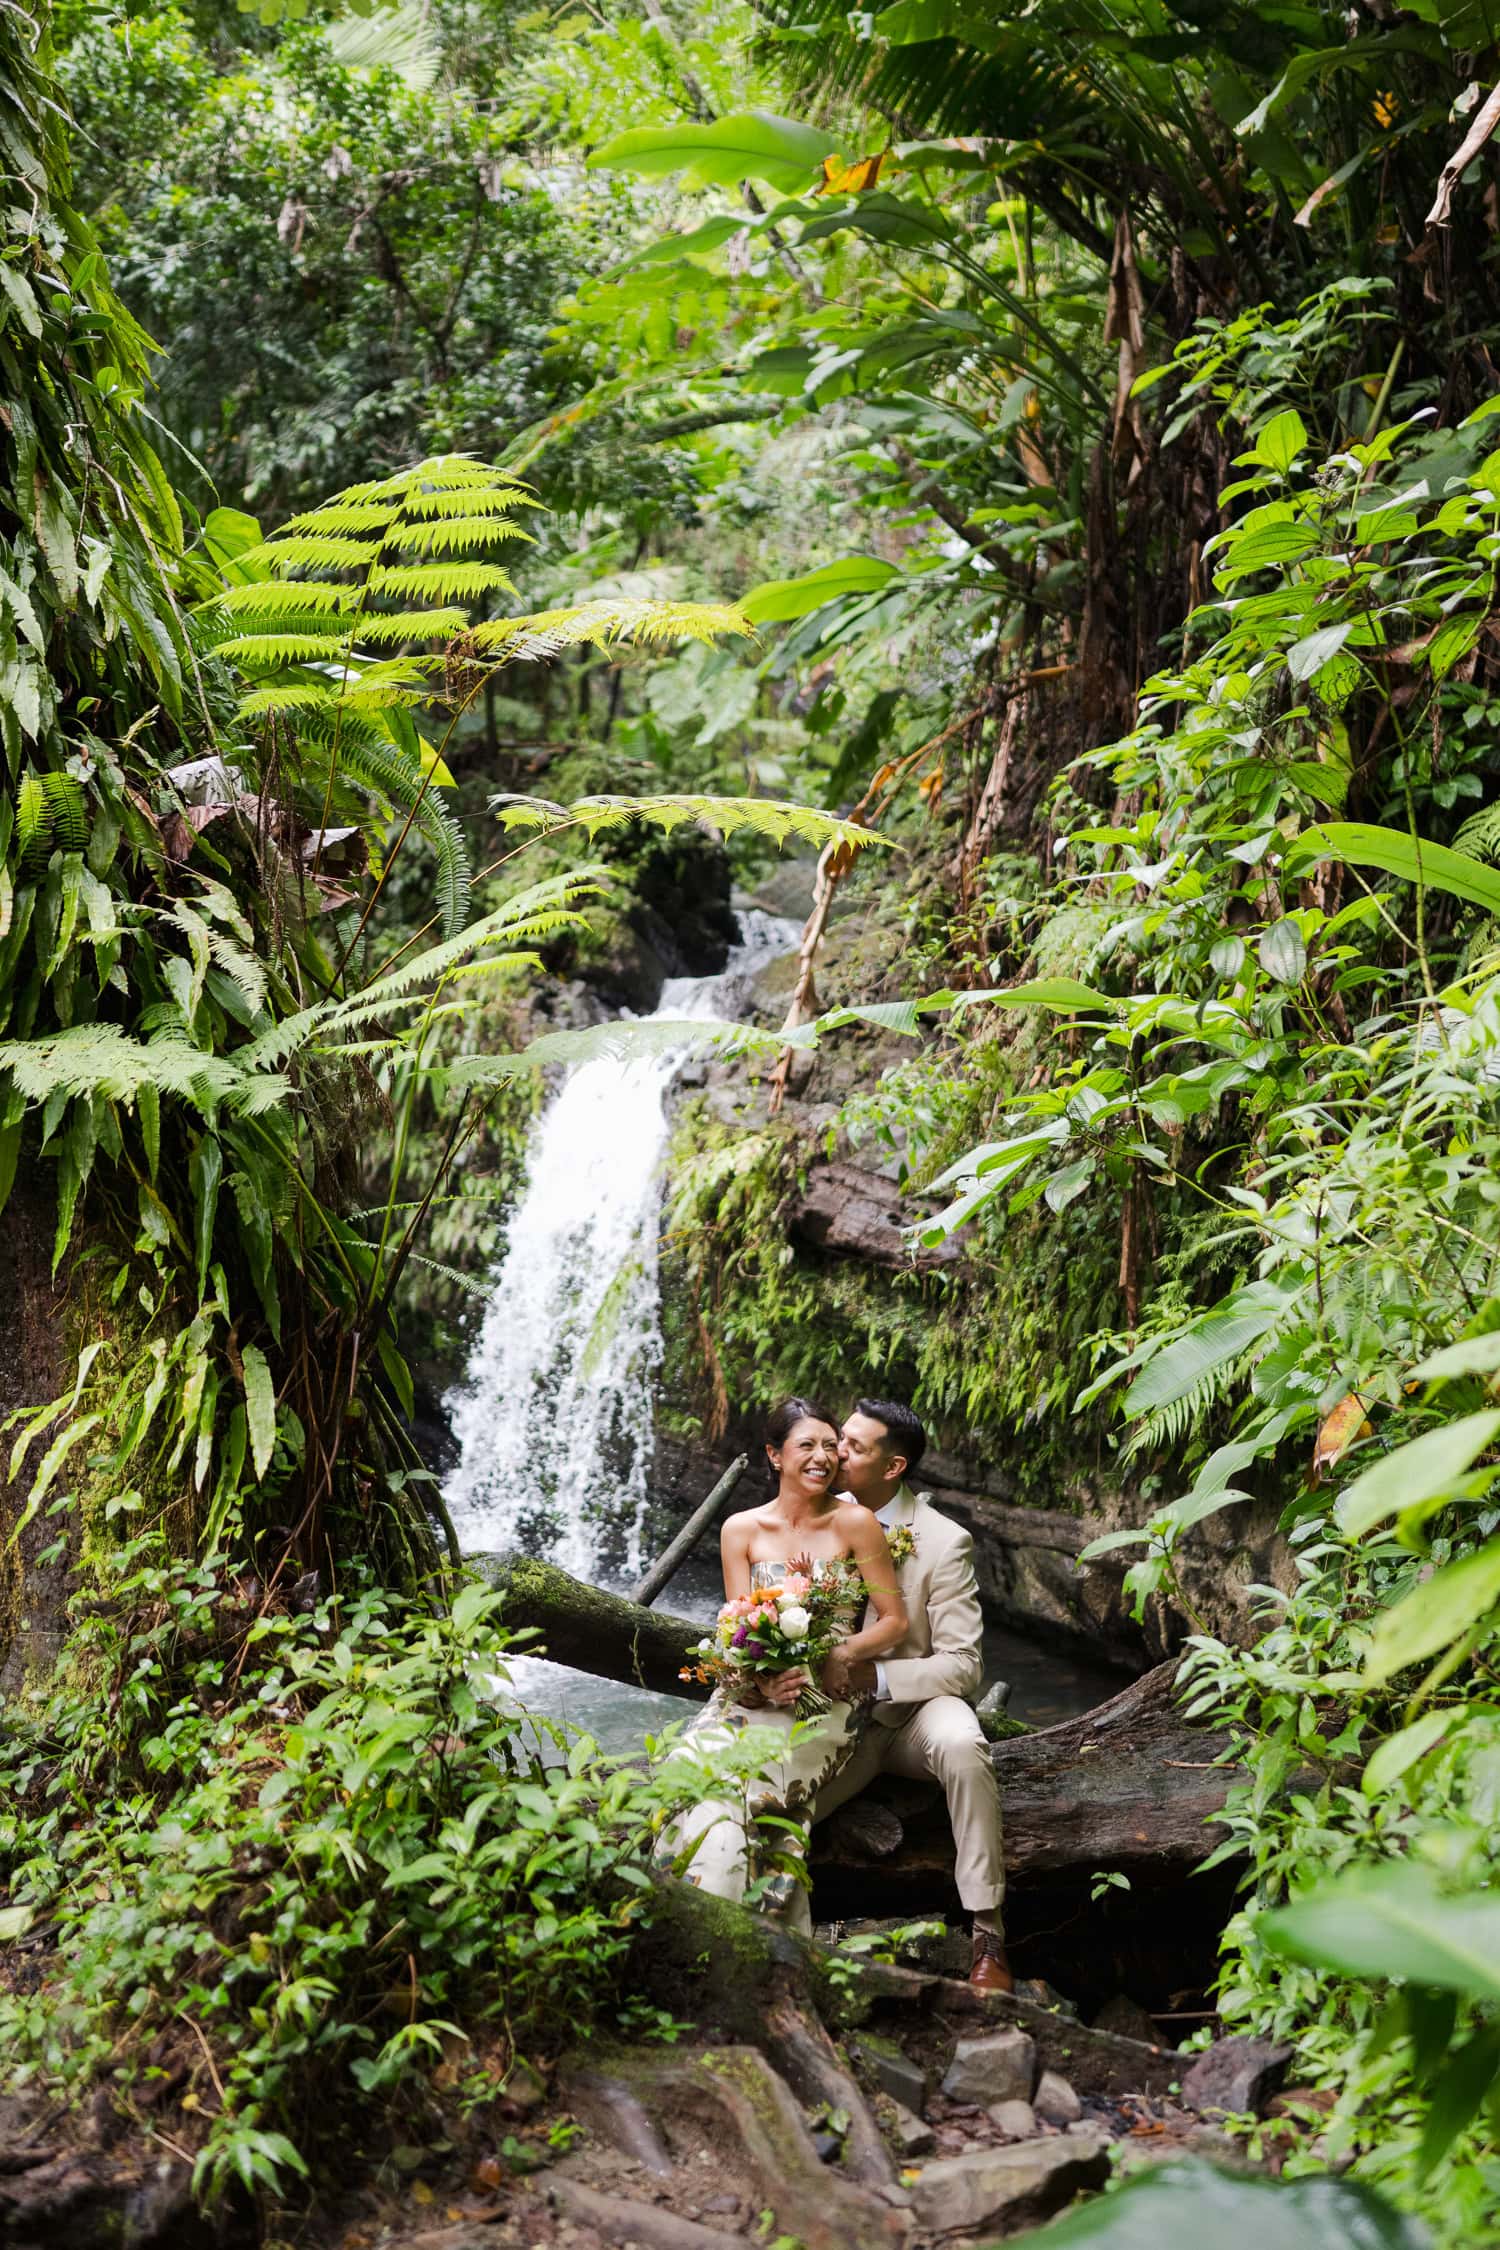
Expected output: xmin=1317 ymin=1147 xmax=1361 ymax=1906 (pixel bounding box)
xmin=0 ymin=1169 xmax=72 ymax=1697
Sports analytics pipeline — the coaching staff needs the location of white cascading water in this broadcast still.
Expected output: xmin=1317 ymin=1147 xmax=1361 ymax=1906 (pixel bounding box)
xmin=445 ymin=909 xmax=794 ymax=1583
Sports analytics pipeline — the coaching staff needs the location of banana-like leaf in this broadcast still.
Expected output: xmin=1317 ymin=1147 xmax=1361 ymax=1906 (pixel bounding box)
xmin=740 ymin=557 xmax=898 ymax=623
xmin=1289 ymin=824 xmax=1500 ymax=917
xmin=1035 ymin=2153 xmax=1421 ymax=2247
xmin=587 ymin=113 xmax=838 ymax=195
xmin=1260 ymin=1861 xmax=1500 ymax=2002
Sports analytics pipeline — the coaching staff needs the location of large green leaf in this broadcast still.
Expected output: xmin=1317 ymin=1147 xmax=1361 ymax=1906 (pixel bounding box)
xmin=740 ymin=556 xmax=898 ymax=623
xmin=1362 ymin=1540 xmax=1500 ymax=1686
xmin=1034 ymin=2154 xmax=1423 ymax=2248
xmin=1289 ymin=824 xmax=1500 ymax=916
xmin=588 ymin=114 xmax=838 ymax=195
xmin=1260 ymin=1863 xmax=1500 ymax=2002
xmin=1122 ymin=1285 xmax=1287 ymax=1418
xmin=1335 ymin=1410 xmax=1500 ymax=1537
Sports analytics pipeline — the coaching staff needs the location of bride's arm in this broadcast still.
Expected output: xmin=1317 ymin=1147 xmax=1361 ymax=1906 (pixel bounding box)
xmin=718 ymin=1514 xmax=764 ymax=1706
xmin=836 ymin=1508 xmax=908 ymax=1661
xmin=720 ymin=1512 xmax=753 ymax=1601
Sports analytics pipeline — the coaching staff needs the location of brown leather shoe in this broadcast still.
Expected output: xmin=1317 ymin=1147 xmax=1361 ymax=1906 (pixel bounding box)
xmin=971 ymin=1928 xmax=1014 ymax=1994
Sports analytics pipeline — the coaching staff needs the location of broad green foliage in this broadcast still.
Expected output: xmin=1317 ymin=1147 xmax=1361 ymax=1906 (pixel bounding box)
xmin=1034 ymin=2157 xmax=1424 ymax=2249
xmin=0 ymin=1526 xmax=741 ymax=2197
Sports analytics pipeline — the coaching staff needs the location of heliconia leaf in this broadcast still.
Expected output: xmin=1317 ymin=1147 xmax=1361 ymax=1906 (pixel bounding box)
xmin=588 ymin=113 xmax=838 ymax=196
xmin=740 ymin=556 xmax=898 ymax=623
xmin=241 ymin=1343 xmax=277 ymax=1481
xmin=1289 ymin=823 xmax=1500 ymax=917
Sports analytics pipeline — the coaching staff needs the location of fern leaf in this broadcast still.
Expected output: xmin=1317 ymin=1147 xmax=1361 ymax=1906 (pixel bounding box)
xmin=244 ymin=535 xmax=387 ymax=574
xmin=367 ymin=561 xmax=518 ymax=602
xmin=492 ymin=792 xmax=888 ymax=858
xmin=217 ymin=579 xmax=356 ymax=616
xmin=402 ymin=486 xmax=544 ymax=517
xmin=473 ymin=597 xmax=751 ymax=661
xmin=216 ymin=630 xmax=349 ymax=666
xmin=355 ymin=607 xmax=471 ymax=644
xmin=372 ymin=456 xmax=523 ymax=496
xmin=284 ymin=502 xmax=401 ymax=534
xmin=393 ymin=514 xmax=534 ymax=555
xmin=1454 ymin=802 xmax=1500 ymax=864
xmin=236 ymin=683 xmax=341 ymax=717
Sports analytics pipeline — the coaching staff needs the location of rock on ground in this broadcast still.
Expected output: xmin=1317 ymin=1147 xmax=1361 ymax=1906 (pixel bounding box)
xmin=941 ymin=2029 xmax=1036 ymax=2106
xmin=905 ymin=2133 xmax=1110 ymax=2233
xmin=1181 ymin=2036 xmax=1293 ymax=2119
xmin=987 ymin=2099 xmax=1038 ymax=2139
xmin=1034 ymin=2069 xmax=1083 ymax=2126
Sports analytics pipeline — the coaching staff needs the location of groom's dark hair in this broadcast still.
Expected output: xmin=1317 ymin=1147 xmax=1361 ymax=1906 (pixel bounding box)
xmin=856 ymin=1398 xmax=927 ymax=1478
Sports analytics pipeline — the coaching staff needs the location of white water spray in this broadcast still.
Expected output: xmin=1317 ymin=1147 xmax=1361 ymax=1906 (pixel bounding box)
xmin=444 ymin=911 xmax=793 ymax=1579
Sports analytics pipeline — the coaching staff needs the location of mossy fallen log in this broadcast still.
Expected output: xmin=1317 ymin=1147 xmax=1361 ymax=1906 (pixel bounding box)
xmin=479 ymin=1553 xmax=710 ymax=1700
xmin=478 ymin=1561 xmax=1242 ymax=1886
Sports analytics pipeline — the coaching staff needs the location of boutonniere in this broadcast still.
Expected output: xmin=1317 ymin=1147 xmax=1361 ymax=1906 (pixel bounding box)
xmin=886 ymin=1525 xmax=917 ymax=1568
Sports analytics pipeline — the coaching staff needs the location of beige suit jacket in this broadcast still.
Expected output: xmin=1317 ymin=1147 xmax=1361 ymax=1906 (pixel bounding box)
xmin=855 ymin=1484 xmax=984 ymax=1728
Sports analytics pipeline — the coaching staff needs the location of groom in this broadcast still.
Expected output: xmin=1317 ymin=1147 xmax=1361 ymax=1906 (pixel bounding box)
xmin=820 ymin=1399 xmax=1012 ymax=1993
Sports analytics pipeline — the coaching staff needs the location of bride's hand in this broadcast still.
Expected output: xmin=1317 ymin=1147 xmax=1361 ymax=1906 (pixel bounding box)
xmin=762 ymin=1667 xmax=806 ymax=1709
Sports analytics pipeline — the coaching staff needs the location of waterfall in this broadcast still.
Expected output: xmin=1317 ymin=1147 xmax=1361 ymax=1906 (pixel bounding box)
xmin=444 ymin=909 xmax=794 ymax=1581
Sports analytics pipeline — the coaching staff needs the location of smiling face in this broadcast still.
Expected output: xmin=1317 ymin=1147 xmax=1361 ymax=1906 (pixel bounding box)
xmin=838 ymin=1410 xmax=908 ymax=1507
xmin=766 ymin=1415 xmax=840 ymax=1503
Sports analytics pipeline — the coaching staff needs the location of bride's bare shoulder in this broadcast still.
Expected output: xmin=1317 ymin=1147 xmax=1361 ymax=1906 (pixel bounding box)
xmin=720 ymin=1506 xmax=763 ymax=1543
xmin=837 ymin=1500 xmax=883 ymax=1541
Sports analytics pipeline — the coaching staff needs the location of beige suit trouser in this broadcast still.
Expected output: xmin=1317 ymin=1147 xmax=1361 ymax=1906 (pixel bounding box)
xmin=813 ymin=1695 xmax=1006 ymax=1923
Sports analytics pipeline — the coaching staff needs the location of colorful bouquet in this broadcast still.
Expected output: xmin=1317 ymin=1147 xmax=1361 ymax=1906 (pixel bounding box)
xmin=680 ymin=1558 xmax=862 ymax=1718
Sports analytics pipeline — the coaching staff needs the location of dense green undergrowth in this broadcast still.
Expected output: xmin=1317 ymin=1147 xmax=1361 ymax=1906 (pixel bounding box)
xmin=0 ymin=1529 xmax=738 ymax=2204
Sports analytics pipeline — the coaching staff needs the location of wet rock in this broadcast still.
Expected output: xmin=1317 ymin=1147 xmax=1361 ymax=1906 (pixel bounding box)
xmin=889 ymin=2101 xmax=936 ymax=2158
xmin=1181 ymin=2036 xmax=1293 ymax=2120
xmin=904 ymin=2133 xmax=1109 ymax=2232
xmin=1093 ymin=1994 xmax=1161 ymax=2047
xmin=548 ymin=2178 xmax=750 ymax=2250
xmin=824 ymin=1800 xmax=906 ymax=1859
xmin=852 ymin=2031 xmax=929 ymax=2114
xmin=1034 ymin=2069 xmax=1083 ymax=2126
xmin=987 ymin=2099 xmax=1037 ymax=2139
xmin=1015 ymin=1977 xmax=1081 ymax=2020
xmin=977 ymin=1679 xmax=1029 ymax=1743
xmin=941 ymin=2029 xmax=1036 ymax=2106
xmin=789 ymin=1160 xmax=962 ymax=1270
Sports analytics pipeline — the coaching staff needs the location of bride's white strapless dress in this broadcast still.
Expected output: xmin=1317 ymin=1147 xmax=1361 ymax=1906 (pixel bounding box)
xmin=662 ymin=1559 xmax=867 ymax=1930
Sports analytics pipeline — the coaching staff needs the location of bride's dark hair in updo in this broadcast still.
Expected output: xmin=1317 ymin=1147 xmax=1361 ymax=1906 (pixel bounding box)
xmin=762 ymin=1395 xmax=839 ymax=1494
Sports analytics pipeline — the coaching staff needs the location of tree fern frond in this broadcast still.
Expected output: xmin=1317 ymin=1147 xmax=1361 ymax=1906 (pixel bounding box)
xmin=244 ymin=535 xmax=387 ymax=574
xmin=353 ymin=607 xmax=471 ymax=644
xmin=217 ymin=579 xmax=356 ymax=617
xmin=368 ymin=561 xmax=518 ymax=602
xmin=493 ymin=791 xmax=888 ymax=857
xmin=473 ymin=597 xmax=751 ymax=661
xmin=402 ymin=486 xmax=544 ymax=518
xmin=392 ymin=514 xmax=534 ymax=555
xmin=308 ymin=732 xmax=472 ymax=937
xmin=237 ymin=683 xmax=339 ymax=717
xmin=371 ymin=456 xmax=523 ymax=496
xmin=284 ymin=501 xmax=401 ymax=534
xmin=1455 ymin=802 xmax=1500 ymax=864
xmin=216 ymin=631 xmax=349 ymax=666
xmin=0 ymin=1024 xmax=257 ymax=1106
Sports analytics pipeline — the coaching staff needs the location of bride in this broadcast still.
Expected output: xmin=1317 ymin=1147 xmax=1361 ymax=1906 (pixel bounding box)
xmin=665 ymin=1397 xmax=907 ymax=1927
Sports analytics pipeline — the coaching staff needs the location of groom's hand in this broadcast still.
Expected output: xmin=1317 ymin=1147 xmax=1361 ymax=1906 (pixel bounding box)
xmin=821 ymin=1649 xmax=877 ymax=1700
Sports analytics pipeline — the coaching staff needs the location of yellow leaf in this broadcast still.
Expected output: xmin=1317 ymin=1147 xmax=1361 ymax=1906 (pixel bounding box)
xmin=411 ymin=2180 xmax=434 ymax=2205
xmin=418 ymin=744 xmax=456 ymax=787
xmin=1312 ymin=1391 xmax=1370 ymax=1482
xmin=818 ymin=150 xmax=886 ymax=195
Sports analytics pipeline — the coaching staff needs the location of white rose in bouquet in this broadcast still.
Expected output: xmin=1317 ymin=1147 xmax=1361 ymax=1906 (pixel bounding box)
xmin=778 ymin=1604 xmax=811 ymax=1640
